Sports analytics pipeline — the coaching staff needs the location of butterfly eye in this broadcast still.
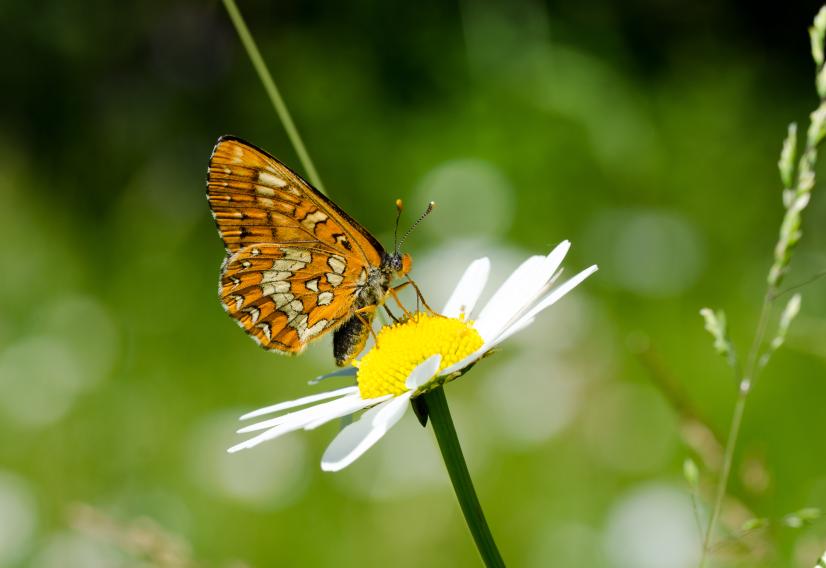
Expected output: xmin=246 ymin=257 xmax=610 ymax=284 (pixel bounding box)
xmin=384 ymin=253 xmax=410 ymax=276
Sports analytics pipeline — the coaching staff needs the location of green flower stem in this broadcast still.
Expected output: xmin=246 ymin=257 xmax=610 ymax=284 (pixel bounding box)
xmin=423 ymin=387 xmax=506 ymax=568
xmin=221 ymin=0 xmax=327 ymax=195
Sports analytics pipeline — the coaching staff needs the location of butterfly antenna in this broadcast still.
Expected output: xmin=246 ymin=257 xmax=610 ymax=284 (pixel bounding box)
xmin=398 ymin=201 xmax=435 ymax=251
xmin=393 ymin=199 xmax=404 ymax=255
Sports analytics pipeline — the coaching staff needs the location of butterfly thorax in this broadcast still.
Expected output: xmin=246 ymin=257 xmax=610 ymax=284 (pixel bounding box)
xmin=354 ymin=252 xmax=404 ymax=308
xmin=355 ymin=266 xmax=391 ymax=309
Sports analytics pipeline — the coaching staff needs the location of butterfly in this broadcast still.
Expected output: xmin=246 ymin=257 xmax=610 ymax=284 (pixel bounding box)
xmin=206 ymin=136 xmax=429 ymax=366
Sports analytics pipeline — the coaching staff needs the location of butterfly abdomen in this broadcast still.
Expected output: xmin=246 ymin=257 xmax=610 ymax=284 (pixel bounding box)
xmin=332 ymin=267 xmax=391 ymax=366
xmin=333 ymin=315 xmax=370 ymax=366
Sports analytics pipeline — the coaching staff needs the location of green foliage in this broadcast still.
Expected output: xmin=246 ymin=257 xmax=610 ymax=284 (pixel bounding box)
xmin=770 ymin=9 xmax=826 ymax=288
xmin=783 ymin=507 xmax=821 ymax=528
xmin=699 ymin=308 xmax=736 ymax=368
xmin=760 ymin=293 xmax=802 ymax=368
xmin=683 ymin=458 xmax=700 ymax=490
xmin=778 ymin=123 xmax=797 ymax=190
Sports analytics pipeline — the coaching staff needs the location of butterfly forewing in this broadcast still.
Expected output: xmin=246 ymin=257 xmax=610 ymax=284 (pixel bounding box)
xmin=207 ymin=136 xmax=385 ymax=355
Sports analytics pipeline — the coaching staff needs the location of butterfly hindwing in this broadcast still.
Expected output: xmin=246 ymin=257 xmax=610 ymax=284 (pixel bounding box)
xmin=219 ymin=245 xmax=363 ymax=352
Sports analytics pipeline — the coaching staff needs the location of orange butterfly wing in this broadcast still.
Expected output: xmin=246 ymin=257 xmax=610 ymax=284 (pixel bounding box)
xmin=207 ymin=136 xmax=385 ymax=353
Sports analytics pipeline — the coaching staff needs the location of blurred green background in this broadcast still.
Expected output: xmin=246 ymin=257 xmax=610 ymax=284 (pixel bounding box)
xmin=2 ymin=1 xmax=826 ymax=566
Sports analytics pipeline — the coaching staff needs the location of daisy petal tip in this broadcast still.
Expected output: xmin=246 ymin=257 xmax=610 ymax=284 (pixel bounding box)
xmin=551 ymin=239 xmax=571 ymax=256
xmin=441 ymin=258 xmax=491 ymax=317
xmin=471 ymin=256 xmax=491 ymax=277
xmin=543 ymin=241 xmax=571 ymax=272
xmin=308 ymin=366 xmax=357 ymax=385
xmin=239 ymin=386 xmax=359 ymax=420
xmin=320 ymin=460 xmax=344 ymax=473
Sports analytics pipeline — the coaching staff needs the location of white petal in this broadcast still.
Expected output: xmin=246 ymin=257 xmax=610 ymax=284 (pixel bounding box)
xmin=303 ymin=395 xmax=389 ymax=430
xmin=228 ymin=415 xmax=315 ymax=453
xmin=228 ymin=425 xmax=297 ymax=453
xmin=238 ymin=393 xmax=369 ymax=433
xmin=491 ymin=317 xmax=534 ymax=348
xmin=405 ymin=355 xmax=442 ymax=390
xmin=240 ymin=386 xmax=358 ymax=420
xmin=441 ymin=258 xmax=490 ymax=318
xmin=474 ymin=241 xmax=570 ymax=342
xmin=309 ymin=367 xmax=357 ymax=385
xmin=321 ymin=392 xmax=413 ymax=471
xmin=472 ymin=255 xmax=545 ymax=341
xmin=504 ymin=264 xmax=598 ymax=337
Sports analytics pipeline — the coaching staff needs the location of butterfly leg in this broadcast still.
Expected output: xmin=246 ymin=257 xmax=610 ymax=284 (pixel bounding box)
xmin=407 ymin=276 xmax=436 ymax=314
xmin=382 ymin=304 xmax=401 ymax=323
xmin=353 ymin=305 xmax=379 ymax=343
xmin=387 ymin=285 xmax=414 ymax=318
xmin=390 ymin=277 xmax=437 ymax=316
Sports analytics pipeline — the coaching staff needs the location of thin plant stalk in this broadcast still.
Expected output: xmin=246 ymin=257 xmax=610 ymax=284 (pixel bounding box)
xmin=698 ymin=7 xmax=826 ymax=565
xmin=423 ymin=387 xmax=506 ymax=568
xmin=700 ymin=293 xmax=773 ymax=566
xmin=221 ymin=0 xmax=327 ymax=194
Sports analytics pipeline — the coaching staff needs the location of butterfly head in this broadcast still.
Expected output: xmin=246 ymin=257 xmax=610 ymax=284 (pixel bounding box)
xmin=384 ymin=251 xmax=413 ymax=277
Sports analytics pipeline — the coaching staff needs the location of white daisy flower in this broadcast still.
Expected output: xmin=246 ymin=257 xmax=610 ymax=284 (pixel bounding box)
xmin=228 ymin=240 xmax=597 ymax=471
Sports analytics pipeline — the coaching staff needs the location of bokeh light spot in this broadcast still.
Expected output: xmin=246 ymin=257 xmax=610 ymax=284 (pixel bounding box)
xmin=413 ymin=159 xmax=515 ymax=238
xmin=30 ymin=532 xmax=121 ymax=568
xmin=584 ymin=209 xmax=705 ymax=297
xmin=0 ymin=471 xmax=38 ymax=566
xmin=33 ymin=295 xmax=119 ymax=389
xmin=481 ymin=356 xmax=583 ymax=449
xmin=603 ymin=484 xmax=701 ymax=568
xmin=0 ymin=336 xmax=84 ymax=428
xmin=188 ymin=412 xmax=309 ymax=510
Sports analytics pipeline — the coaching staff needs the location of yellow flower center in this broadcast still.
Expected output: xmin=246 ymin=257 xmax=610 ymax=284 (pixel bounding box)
xmin=355 ymin=314 xmax=484 ymax=399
